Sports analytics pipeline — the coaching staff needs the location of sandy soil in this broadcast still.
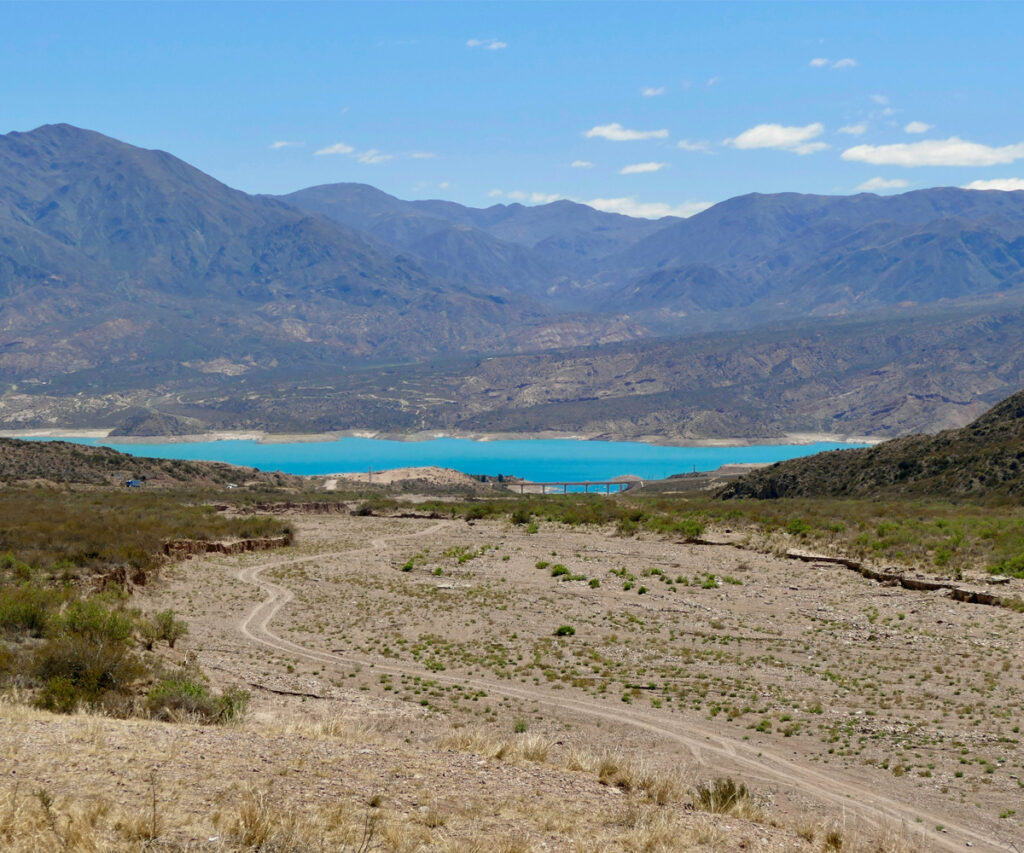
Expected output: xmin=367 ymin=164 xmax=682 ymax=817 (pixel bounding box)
xmin=125 ymin=513 xmax=1022 ymax=850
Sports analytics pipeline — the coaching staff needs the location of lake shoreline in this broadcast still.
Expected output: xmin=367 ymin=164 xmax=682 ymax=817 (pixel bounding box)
xmin=0 ymin=427 xmax=883 ymax=448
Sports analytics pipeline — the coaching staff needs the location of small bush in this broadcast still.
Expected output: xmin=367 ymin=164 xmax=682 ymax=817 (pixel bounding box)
xmin=785 ymin=519 xmax=813 ymax=537
xmin=554 ymin=625 xmax=575 ymax=637
xmin=0 ymin=584 xmax=64 ymax=637
xmin=550 ymin=564 xmax=569 ymax=577
xmin=33 ymin=634 xmax=146 ymax=712
xmin=147 ymin=672 xmax=250 ymax=724
xmin=152 ymin=609 xmax=188 ymax=648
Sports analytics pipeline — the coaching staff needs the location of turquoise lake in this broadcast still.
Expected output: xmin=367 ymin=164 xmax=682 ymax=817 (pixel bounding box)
xmin=55 ymin=436 xmax=865 ymax=483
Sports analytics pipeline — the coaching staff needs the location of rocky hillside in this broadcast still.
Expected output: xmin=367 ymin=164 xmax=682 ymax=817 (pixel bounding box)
xmin=719 ymin=387 xmax=1024 ymax=499
xmin=0 ymin=437 xmax=298 ymax=487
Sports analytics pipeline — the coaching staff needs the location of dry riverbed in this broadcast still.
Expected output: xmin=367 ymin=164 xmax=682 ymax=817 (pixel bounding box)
xmin=4 ymin=512 xmax=1021 ymax=851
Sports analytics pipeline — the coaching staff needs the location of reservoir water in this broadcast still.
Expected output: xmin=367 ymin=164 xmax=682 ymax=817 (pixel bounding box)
xmin=53 ymin=436 xmax=866 ymax=483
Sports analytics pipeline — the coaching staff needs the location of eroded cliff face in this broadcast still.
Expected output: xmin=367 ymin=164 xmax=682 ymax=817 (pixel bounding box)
xmin=162 ymin=536 xmax=291 ymax=560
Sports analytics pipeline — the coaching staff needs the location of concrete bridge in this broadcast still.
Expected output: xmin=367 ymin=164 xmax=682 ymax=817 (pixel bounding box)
xmin=514 ymin=480 xmax=638 ymax=494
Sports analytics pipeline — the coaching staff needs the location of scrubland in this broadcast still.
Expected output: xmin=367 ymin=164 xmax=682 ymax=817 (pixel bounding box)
xmin=2 ymin=489 xmax=1022 ymax=851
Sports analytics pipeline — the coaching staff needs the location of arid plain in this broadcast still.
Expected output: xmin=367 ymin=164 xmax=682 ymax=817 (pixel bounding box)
xmin=6 ymin=505 xmax=1019 ymax=851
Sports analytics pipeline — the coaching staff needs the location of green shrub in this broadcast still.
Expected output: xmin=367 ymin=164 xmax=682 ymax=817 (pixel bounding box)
xmin=51 ymin=597 xmax=135 ymax=645
xmin=147 ymin=671 xmax=250 ymax=724
xmin=616 ymin=517 xmax=639 ymax=537
xmin=990 ymin=553 xmax=1024 ymax=578
xmin=554 ymin=624 xmax=575 ymax=636
xmin=32 ymin=634 xmax=145 ymax=711
xmin=550 ymin=564 xmax=569 ymax=577
xmin=0 ymin=584 xmax=65 ymax=637
xmin=152 ymin=609 xmax=188 ymax=648
xmin=785 ymin=519 xmax=812 ymax=537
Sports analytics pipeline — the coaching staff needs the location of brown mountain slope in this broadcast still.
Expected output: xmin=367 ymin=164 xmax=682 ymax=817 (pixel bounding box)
xmin=719 ymin=388 xmax=1024 ymax=499
xmin=0 ymin=437 xmax=297 ymax=487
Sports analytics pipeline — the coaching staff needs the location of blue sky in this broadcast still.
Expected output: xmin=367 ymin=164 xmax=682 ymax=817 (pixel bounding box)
xmin=4 ymin=1 xmax=1024 ymax=217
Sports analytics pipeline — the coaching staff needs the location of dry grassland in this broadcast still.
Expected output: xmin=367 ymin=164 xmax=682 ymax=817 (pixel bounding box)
xmin=4 ymin=510 xmax=1022 ymax=851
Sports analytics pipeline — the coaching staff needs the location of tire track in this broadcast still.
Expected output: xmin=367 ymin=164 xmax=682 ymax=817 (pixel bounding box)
xmin=231 ymin=520 xmax=1007 ymax=853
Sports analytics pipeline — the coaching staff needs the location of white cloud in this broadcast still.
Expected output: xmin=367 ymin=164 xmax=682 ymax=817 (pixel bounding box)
xmin=677 ymin=139 xmax=711 ymax=152
xmin=963 ymin=177 xmax=1024 ymax=191
xmin=357 ymin=149 xmax=393 ymax=164
xmin=315 ymin=142 xmax=355 ymax=156
xmin=904 ymin=121 xmax=932 ymax=134
xmin=726 ymin=122 xmax=827 ymax=155
xmin=269 ymin=140 xmax=301 ymax=150
xmin=571 ymin=160 xmax=594 ymax=168
xmin=439 ymin=181 xmax=449 ymax=189
xmin=410 ymin=151 xmax=436 ymax=159
xmin=871 ymin=94 xmax=889 ymax=105
xmin=706 ymin=76 xmax=720 ymax=87
xmin=585 ymin=196 xmax=713 ymax=219
xmin=842 ymin=137 xmax=1024 ymax=167
xmin=620 ymin=161 xmax=667 ymax=175
xmin=493 ymin=190 xmax=561 ymax=204
xmin=810 ymin=57 xmax=855 ymax=69
xmin=585 ymin=122 xmax=669 ymax=141
xmin=839 ymin=123 xmax=868 ymax=136
xmin=642 ymin=86 xmax=666 ymax=97
xmin=857 ymin=177 xmax=910 ymax=192
xmin=467 ymin=38 xmax=506 ymax=50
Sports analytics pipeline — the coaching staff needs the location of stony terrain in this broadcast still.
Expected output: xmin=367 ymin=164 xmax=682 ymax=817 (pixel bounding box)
xmin=8 ymin=508 xmax=1014 ymax=850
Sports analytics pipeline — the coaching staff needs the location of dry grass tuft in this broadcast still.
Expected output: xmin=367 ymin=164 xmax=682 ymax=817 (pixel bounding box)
xmin=692 ymin=776 xmax=762 ymax=821
xmin=440 ymin=727 xmax=555 ymax=765
xmin=261 ymin=713 xmax=388 ymax=746
xmin=613 ymin=801 xmax=726 ymax=851
xmin=596 ymin=754 xmax=685 ymax=805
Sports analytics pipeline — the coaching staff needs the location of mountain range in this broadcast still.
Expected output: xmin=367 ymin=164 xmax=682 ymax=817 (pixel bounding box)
xmin=3 ymin=123 xmax=1024 ymax=438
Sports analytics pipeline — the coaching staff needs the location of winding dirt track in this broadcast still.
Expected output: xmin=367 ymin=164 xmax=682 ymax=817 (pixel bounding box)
xmin=233 ymin=521 xmax=1007 ymax=853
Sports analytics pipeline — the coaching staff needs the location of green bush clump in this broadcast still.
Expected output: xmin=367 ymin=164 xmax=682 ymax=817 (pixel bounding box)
xmin=550 ymin=564 xmax=569 ymax=577
xmin=152 ymin=609 xmax=189 ymax=648
xmin=554 ymin=625 xmax=576 ymax=636
xmin=0 ymin=583 xmax=67 ymax=637
xmin=989 ymin=553 xmax=1024 ymax=578
xmin=785 ymin=519 xmax=812 ymax=536
xmin=147 ymin=671 xmax=250 ymax=724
